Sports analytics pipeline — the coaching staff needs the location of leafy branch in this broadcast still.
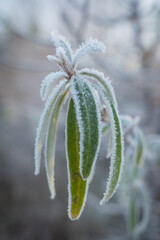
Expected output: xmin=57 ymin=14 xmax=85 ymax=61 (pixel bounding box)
xmin=34 ymin=32 xmax=124 ymax=220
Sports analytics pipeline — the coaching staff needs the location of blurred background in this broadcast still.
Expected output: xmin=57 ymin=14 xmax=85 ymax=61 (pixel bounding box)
xmin=0 ymin=0 xmax=160 ymax=239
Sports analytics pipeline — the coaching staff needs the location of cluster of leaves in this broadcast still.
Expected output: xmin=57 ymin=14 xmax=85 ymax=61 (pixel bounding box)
xmin=119 ymin=116 xmax=150 ymax=238
xmin=34 ymin=33 xmax=124 ymax=220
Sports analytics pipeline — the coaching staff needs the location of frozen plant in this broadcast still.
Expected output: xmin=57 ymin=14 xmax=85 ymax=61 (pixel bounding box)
xmin=119 ymin=116 xmax=150 ymax=238
xmin=34 ymin=32 xmax=124 ymax=220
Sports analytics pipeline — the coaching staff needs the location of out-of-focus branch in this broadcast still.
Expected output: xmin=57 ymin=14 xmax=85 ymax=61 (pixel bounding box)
xmin=0 ymin=55 xmax=52 ymax=72
xmin=66 ymin=0 xmax=82 ymax=11
xmin=93 ymin=55 xmax=160 ymax=90
xmin=1 ymin=17 xmax=51 ymax=47
xmin=68 ymin=0 xmax=160 ymax=29
xmin=89 ymin=14 xmax=132 ymax=28
xmin=75 ymin=0 xmax=90 ymax=44
xmin=60 ymin=11 xmax=76 ymax=36
xmin=67 ymin=0 xmax=137 ymax=28
xmin=61 ymin=0 xmax=90 ymax=44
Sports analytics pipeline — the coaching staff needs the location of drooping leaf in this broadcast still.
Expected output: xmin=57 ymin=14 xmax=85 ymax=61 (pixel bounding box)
xmin=34 ymin=79 xmax=67 ymax=175
xmin=70 ymin=76 xmax=101 ymax=180
xmin=102 ymin=102 xmax=124 ymax=202
xmin=79 ymin=68 xmax=117 ymax=108
xmin=66 ymin=98 xmax=88 ymax=220
xmin=44 ymin=87 xmax=69 ymax=199
xmin=94 ymin=84 xmax=124 ymax=204
xmin=73 ymin=39 xmax=106 ymax=67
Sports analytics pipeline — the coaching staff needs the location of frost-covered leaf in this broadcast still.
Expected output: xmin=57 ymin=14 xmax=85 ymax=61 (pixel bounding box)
xmin=45 ymin=87 xmax=69 ymax=199
xmin=34 ymin=79 xmax=68 ymax=175
xmin=73 ymin=39 xmax=106 ymax=67
xmin=79 ymin=68 xmax=117 ymax=108
xmin=101 ymin=102 xmax=123 ymax=203
xmin=40 ymin=71 xmax=67 ymax=101
xmin=66 ymin=98 xmax=88 ymax=220
xmin=70 ymin=76 xmax=101 ymax=180
xmin=128 ymin=180 xmax=150 ymax=237
xmin=51 ymin=31 xmax=72 ymax=61
xmin=134 ymin=128 xmax=145 ymax=167
xmin=94 ymin=84 xmax=124 ymax=204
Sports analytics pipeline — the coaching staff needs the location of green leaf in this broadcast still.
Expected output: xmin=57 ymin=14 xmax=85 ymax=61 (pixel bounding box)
xmin=66 ymin=98 xmax=88 ymax=220
xmin=70 ymin=76 xmax=101 ymax=180
xmin=45 ymin=88 xmax=69 ymax=199
xmin=105 ymin=103 xmax=123 ymax=200
xmin=94 ymin=84 xmax=124 ymax=204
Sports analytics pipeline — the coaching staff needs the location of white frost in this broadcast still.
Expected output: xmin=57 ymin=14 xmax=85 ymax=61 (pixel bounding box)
xmin=40 ymin=71 xmax=67 ymax=101
xmin=47 ymin=55 xmax=59 ymax=62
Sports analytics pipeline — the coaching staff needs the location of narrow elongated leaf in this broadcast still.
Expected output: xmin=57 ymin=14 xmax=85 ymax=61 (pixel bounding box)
xmin=66 ymin=98 xmax=88 ymax=220
xmin=73 ymin=39 xmax=105 ymax=67
xmin=94 ymin=84 xmax=124 ymax=204
xmin=34 ymin=79 xmax=67 ymax=175
xmin=45 ymin=88 xmax=69 ymax=199
xmin=79 ymin=68 xmax=117 ymax=108
xmin=70 ymin=76 xmax=101 ymax=180
xmin=103 ymin=102 xmax=123 ymax=202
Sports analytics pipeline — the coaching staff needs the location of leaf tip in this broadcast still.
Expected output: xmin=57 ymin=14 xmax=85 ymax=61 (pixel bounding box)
xmin=68 ymin=212 xmax=81 ymax=221
xmin=50 ymin=192 xmax=56 ymax=200
xmin=34 ymin=170 xmax=39 ymax=176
